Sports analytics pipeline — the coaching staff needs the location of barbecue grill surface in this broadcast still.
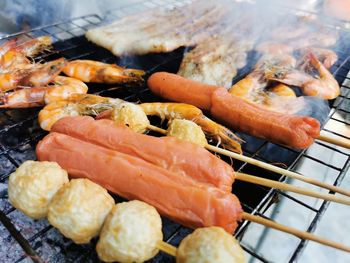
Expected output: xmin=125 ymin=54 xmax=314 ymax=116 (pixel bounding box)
xmin=1 ymin=2 xmax=350 ymax=262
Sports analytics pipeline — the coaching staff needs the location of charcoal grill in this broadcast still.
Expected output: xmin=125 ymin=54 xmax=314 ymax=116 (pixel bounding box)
xmin=0 ymin=1 xmax=350 ymax=262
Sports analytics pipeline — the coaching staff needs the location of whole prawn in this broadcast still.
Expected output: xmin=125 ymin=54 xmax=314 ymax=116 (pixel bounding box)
xmin=0 ymin=58 xmax=67 ymax=93
xmin=0 ymin=76 xmax=88 ymax=108
xmin=265 ymin=52 xmax=340 ymax=100
xmin=0 ymin=36 xmax=52 ymax=72
xmin=139 ymin=102 xmax=243 ymax=153
xmin=63 ymin=60 xmax=145 ymax=85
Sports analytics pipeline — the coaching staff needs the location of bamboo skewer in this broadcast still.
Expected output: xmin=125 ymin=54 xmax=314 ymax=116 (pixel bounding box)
xmin=236 ymin=172 xmax=350 ymax=205
xmin=317 ymin=133 xmax=350 ymax=149
xmin=206 ymin=145 xmax=350 ymax=197
xmin=242 ymin=212 xmax=350 ymax=253
xmin=147 ymin=125 xmax=350 ymax=197
xmin=156 ymin=211 xmax=350 ymax=256
xmin=157 ymin=240 xmax=177 ymax=257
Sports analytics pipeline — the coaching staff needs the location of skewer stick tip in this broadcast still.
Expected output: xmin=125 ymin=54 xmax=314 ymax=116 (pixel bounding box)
xmin=243 ymin=212 xmax=350 ymax=253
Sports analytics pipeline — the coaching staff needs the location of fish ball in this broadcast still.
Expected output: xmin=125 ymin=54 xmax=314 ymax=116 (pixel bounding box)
xmin=96 ymin=200 xmax=163 ymax=263
xmin=167 ymin=119 xmax=207 ymax=147
xmin=8 ymin=160 xmax=68 ymax=219
xmin=48 ymin=178 xmax=114 ymax=244
xmin=111 ymin=103 xmax=150 ymax=133
xmin=177 ymin=227 xmax=246 ymax=263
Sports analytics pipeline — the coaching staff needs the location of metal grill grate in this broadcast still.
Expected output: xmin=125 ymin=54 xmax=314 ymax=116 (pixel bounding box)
xmin=0 ymin=1 xmax=350 ymax=262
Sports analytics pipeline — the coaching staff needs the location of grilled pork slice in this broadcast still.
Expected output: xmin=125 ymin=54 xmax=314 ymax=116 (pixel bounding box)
xmin=85 ymin=1 xmax=231 ymax=56
xmin=178 ymin=37 xmax=251 ymax=88
xmin=51 ymin=116 xmax=235 ymax=192
xmin=36 ymin=132 xmax=243 ymax=233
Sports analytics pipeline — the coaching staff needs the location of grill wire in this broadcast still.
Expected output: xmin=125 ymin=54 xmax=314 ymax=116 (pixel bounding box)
xmin=0 ymin=0 xmax=350 ymax=262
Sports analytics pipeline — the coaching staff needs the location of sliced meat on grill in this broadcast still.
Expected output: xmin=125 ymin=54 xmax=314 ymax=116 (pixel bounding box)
xmin=36 ymin=132 xmax=243 ymax=233
xmin=86 ymin=1 xmax=229 ymax=56
xmin=51 ymin=116 xmax=235 ymax=192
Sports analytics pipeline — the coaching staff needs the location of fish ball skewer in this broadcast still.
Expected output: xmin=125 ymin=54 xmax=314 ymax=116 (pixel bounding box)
xmin=96 ymin=200 xmax=163 ymax=263
xmin=8 ymin=161 xmax=350 ymax=256
xmin=48 ymin=178 xmax=114 ymax=244
xmin=176 ymin=227 xmax=245 ymax=263
xmin=8 ymin=160 xmax=68 ymax=219
xmin=167 ymin=119 xmax=208 ymax=147
xmin=107 ymin=102 xmax=150 ymax=133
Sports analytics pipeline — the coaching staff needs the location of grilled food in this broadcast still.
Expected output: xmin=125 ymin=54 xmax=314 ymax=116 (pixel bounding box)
xmin=85 ymin=1 xmax=229 ymax=56
xmin=38 ymin=93 xmax=242 ymax=153
xmin=48 ymin=178 xmax=114 ymax=244
xmin=324 ymin=0 xmax=350 ymax=21
xmin=176 ymin=227 xmax=246 ymax=263
xmin=50 ymin=116 xmax=235 ymax=192
xmin=265 ymin=52 xmax=340 ymax=99
xmin=148 ymin=72 xmax=321 ymax=149
xmin=96 ymin=200 xmax=163 ymax=263
xmin=8 ymin=161 xmax=68 ymax=219
xmin=62 ymin=60 xmax=145 ymax=85
xmin=167 ymin=119 xmax=208 ymax=147
xmin=36 ymin=130 xmax=243 ymax=233
xmin=103 ymin=102 xmax=150 ymax=133
xmin=177 ymin=37 xmax=251 ymax=88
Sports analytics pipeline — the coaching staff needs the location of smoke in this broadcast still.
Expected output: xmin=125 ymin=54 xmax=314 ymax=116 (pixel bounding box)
xmin=89 ymin=0 xmax=340 ymax=120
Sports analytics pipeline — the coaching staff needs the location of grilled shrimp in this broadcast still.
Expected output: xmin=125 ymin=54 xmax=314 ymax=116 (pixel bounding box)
xmin=269 ymin=83 xmax=296 ymax=97
xmin=19 ymin=58 xmax=67 ymax=87
xmin=229 ymin=71 xmax=267 ymax=104
xmin=299 ymin=47 xmax=338 ymax=69
xmin=44 ymin=76 xmax=88 ymax=104
xmin=256 ymin=42 xmax=293 ymax=55
xmin=266 ymin=53 xmax=340 ymax=99
xmin=39 ymin=94 xmax=125 ymax=131
xmin=139 ymin=102 xmax=242 ymax=153
xmin=0 ymin=58 xmax=67 ymax=93
xmin=0 ymin=39 xmax=17 ymax=57
xmin=0 ymin=71 xmax=28 ymax=92
xmin=0 ymin=76 xmax=88 ymax=108
xmin=62 ymin=60 xmax=145 ymax=85
xmin=0 ymin=36 xmax=52 ymax=72
xmin=15 ymin=36 xmax=52 ymax=57
xmin=39 ymin=101 xmax=89 ymax=131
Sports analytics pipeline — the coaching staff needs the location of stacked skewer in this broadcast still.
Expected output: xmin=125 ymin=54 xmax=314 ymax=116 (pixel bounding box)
xmin=7 ymin=161 xmax=350 ymax=263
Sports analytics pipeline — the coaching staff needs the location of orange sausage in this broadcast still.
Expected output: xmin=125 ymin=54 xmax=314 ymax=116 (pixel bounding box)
xmin=51 ymin=116 xmax=235 ymax=192
xmin=147 ymin=71 xmax=218 ymax=111
xmin=147 ymin=72 xmax=321 ymax=149
xmin=36 ymin=132 xmax=243 ymax=233
xmin=211 ymin=88 xmax=320 ymax=149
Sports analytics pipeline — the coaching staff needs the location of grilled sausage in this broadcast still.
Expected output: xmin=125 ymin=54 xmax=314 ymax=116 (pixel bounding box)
xmin=211 ymin=88 xmax=320 ymax=149
xmin=51 ymin=116 xmax=235 ymax=192
xmin=147 ymin=72 xmax=320 ymax=149
xmin=36 ymin=132 xmax=243 ymax=233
